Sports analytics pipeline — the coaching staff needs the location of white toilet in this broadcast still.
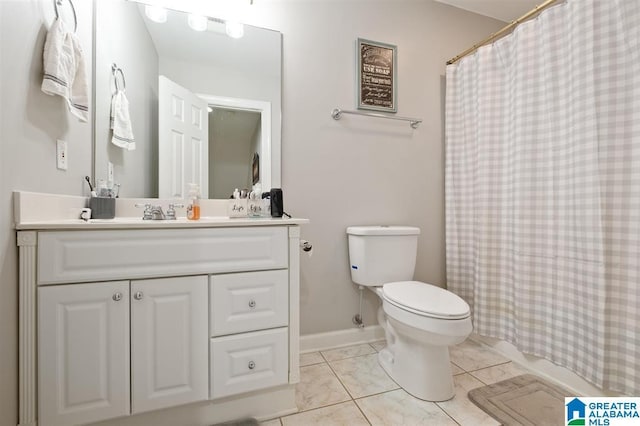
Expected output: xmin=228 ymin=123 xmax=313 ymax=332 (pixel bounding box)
xmin=347 ymin=225 xmax=472 ymax=401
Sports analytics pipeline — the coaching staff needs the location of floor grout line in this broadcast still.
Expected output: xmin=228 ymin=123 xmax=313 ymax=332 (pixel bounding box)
xmin=463 ymin=360 xmax=513 ymax=374
xmin=352 ymin=388 xmax=401 ymax=402
xmin=351 ymin=398 xmax=373 ymax=426
xmin=303 ymin=348 xmax=403 ymax=424
xmin=323 ymin=354 xmax=357 ymax=401
xmin=280 ymin=399 xmax=358 ymax=419
xmin=435 ymin=399 xmax=463 ymax=426
xmin=318 ymin=344 xmax=378 ymax=363
xmin=452 ymin=359 xmax=512 ymax=373
xmin=295 ymin=362 xmax=350 ymax=414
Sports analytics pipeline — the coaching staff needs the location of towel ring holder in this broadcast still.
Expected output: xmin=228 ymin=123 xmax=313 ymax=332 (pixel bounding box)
xmin=112 ymin=63 xmax=127 ymax=91
xmin=54 ymin=0 xmax=78 ymax=33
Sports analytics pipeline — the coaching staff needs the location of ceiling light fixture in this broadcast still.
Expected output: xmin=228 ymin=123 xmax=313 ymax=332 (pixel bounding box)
xmin=188 ymin=14 xmax=208 ymax=32
xmin=144 ymin=5 xmax=167 ymax=23
xmin=225 ymin=21 xmax=244 ymax=39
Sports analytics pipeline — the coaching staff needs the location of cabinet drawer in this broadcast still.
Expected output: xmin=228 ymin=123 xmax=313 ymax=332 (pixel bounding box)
xmin=210 ymin=328 xmax=288 ymax=399
xmin=210 ymin=270 xmax=288 ymax=336
xmin=37 ymin=227 xmax=288 ymax=284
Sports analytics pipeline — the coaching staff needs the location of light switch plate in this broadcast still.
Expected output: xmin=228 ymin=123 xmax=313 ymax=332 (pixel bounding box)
xmin=56 ymin=140 xmax=68 ymax=170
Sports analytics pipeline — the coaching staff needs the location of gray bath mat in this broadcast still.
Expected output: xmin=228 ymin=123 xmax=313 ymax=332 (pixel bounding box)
xmin=468 ymin=374 xmax=571 ymax=426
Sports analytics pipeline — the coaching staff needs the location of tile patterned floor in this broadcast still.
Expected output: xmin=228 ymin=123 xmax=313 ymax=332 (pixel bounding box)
xmin=262 ymin=339 xmax=533 ymax=425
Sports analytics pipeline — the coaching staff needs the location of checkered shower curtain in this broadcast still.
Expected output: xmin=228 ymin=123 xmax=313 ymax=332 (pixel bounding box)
xmin=445 ymin=0 xmax=640 ymax=395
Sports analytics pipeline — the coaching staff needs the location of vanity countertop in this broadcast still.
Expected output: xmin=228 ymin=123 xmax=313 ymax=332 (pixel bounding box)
xmin=13 ymin=191 xmax=308 ymax=231
xmin=15 ymin=216 xmax=308 ymax=231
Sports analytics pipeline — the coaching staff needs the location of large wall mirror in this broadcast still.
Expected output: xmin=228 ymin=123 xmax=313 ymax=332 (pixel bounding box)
xmin=93 ymin=0 xmax=282 ymax=199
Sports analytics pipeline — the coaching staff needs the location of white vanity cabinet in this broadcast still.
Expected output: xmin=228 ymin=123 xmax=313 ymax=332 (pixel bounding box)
xmin=17 ymin=222 xmax=304 ymax=426
xmin=38 ymin=276 xmax=208 ymax=425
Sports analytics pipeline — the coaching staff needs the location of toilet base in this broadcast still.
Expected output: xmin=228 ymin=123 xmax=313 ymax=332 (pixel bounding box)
xmin=378 ymin=337 xmax=455 ymax=402
xmin=369 ymin=288 xmax=471 ymax=401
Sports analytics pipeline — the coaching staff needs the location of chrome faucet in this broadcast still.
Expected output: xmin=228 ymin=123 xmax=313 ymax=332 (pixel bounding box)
xmin=135 ymin=204 xmax=153 ymax=220
xmin=149 ymin=205 xmax=166 ymax=220
xmin=166 ymin=203 xmax=184 ymax=220
xmin=135 ymin=203 xmax=184 ymax=220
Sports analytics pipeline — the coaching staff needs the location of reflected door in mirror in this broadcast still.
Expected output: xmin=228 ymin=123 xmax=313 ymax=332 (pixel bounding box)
xmin=158 ymin=76 xmax=209 ymax=198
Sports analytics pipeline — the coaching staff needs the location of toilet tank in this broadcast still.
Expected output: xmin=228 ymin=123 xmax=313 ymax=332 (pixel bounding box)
xmin=346 ymin=226 xmax=420 ymax=287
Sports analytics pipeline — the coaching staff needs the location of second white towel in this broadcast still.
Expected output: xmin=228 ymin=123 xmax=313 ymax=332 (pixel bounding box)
xmin=110 ymin=90 xmax=135 ymax=151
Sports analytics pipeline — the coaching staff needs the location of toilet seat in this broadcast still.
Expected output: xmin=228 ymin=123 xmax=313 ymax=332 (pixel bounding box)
xmin=381 ymin=281 xmax=470 ymax=320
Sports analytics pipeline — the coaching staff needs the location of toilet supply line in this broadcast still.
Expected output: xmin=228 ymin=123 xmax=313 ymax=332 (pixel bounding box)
xmin=353 ymin=286 xmax=365 ymax=328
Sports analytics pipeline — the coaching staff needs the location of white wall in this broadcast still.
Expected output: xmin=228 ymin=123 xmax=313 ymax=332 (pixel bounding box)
xmin=0 ymin=1 xmax=501 ymax=425
xmin=208 ymin=110 xmax=258 ymax=197
xmin=0 ymin=1 xmax=93 ymax=425
xmin=243 ymin=0 xmax=503 ymax=335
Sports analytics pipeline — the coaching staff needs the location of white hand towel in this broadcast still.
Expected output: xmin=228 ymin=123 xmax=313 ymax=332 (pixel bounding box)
xmin=41 ymin=18 xmax=89 ymax=122
xmin=110 ymin=90 xmax=136 ymax=151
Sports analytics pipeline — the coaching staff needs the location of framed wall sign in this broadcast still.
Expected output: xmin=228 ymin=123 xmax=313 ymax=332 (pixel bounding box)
xmin=356 ymin=38 xmax=397 ymax=113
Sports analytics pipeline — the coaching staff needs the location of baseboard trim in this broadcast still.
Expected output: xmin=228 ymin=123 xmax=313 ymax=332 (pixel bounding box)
xmin=300 ymin=325 xmax=385 ymax=353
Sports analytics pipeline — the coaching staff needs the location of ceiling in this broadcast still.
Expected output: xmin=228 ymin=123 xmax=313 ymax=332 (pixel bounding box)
xmin=434 ymin=0 xmax=541 ymax=22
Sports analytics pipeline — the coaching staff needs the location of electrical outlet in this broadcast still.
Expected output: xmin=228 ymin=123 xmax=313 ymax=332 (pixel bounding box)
xmin=108 ymin=162 xmax=114 ymax=182
xmin=56 ymin=140 xmax=68 ymax=170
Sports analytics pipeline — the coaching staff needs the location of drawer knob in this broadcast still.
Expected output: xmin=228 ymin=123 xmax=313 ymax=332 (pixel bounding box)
xmin=134 ymin=291 xmax=144 ymax=300
xmin=112 ymin=292 xmax=123 ymax=302
xmin=248 ymin=361 xmax=256 ymax=370
xmin=248 ymin=299 xmax=256 ymax=308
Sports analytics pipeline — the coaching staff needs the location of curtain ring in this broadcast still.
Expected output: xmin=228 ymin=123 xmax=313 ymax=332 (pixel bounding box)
xmin=53 ymin=0 xmax=78 ymax=33
xmin=112 ymin=63 xmax=126 ymax=91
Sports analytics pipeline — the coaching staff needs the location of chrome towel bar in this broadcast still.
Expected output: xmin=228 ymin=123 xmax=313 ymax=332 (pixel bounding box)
xmin=331 ymin=108 xmax=422 ymax=129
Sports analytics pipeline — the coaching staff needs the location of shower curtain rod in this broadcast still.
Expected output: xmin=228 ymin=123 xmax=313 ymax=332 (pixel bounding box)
xmin=446 ymin=0 xmax=560 ymax=65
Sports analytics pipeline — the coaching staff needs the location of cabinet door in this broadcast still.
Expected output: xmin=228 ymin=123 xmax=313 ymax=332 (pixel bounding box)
xmin=38 ymin=281 xmax=130 ymax=426
xmin=131 ymin=276 xmax=208 ymax=414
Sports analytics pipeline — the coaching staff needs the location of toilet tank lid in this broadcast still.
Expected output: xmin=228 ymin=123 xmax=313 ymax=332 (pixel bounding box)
xmin=346 ymin=226 xmax=420 ymax=236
